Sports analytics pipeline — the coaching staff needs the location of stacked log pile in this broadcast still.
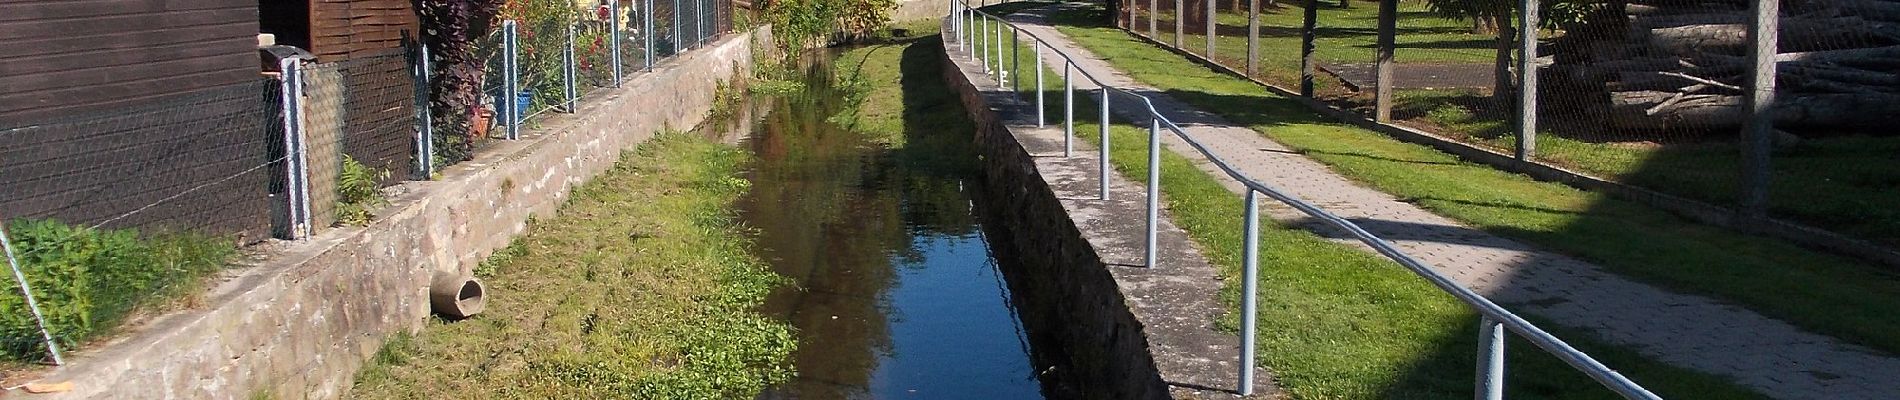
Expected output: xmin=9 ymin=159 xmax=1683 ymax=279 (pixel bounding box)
xmin=1553 ymin=0 xmax=1900 ymax=131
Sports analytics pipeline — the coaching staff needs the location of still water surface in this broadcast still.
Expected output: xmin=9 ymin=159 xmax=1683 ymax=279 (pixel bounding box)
xmin=739 ymin=50 xmax=1047 ymax=399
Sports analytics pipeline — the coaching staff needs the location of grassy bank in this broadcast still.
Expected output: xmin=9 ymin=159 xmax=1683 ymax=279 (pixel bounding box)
xmin=971 ymin=3 xmax=1767 ymax=398
xmin=350 ymin=134 xmax=793 ymax=398
xmin=1035 ymin=5 xmax=1900 ymax=358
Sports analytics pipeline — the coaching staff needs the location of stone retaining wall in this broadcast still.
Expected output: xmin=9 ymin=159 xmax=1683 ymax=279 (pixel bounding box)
xmin=6 ymin=27 xmax=770 ymax=400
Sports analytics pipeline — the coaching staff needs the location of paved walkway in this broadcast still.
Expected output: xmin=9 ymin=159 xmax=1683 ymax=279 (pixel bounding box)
xmin=995 ymin=5 xmax=1900 ymax=399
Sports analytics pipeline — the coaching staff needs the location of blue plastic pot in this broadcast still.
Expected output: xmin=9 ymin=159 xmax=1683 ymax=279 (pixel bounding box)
xmin=493 ymin=90 xmax=536 ymax=125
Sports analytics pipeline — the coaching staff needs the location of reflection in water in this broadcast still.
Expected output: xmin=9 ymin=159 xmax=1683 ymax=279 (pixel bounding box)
xmin=742 ymin=50 xmax=1045 ymax=399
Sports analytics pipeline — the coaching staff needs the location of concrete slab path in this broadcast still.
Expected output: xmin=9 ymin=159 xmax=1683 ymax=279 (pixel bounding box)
xmin=985 ymin=4 xmax=1900 ymax=399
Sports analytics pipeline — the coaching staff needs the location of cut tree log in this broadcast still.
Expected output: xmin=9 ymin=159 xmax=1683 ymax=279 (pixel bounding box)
xmin=1611 ymin=91 xmax=1900 ymax=129
xmin=1646 ymin=17 xmax=1900 ymax=55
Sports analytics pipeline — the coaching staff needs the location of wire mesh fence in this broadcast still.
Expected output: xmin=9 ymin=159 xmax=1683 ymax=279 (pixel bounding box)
xmin=1113 ymin=0 xmax=1900 ymax=251
xmin=2 ymin=0 xmax=741 ymax=365
xmin=0 ymin=81 xmax=286 ymax=363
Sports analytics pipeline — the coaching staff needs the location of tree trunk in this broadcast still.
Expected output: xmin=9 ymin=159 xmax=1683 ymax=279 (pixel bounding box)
xmin=1493 ymin=16 xmax=1515 ymax=100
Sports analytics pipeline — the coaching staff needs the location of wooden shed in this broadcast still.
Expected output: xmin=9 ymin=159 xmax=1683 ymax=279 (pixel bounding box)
xmin=0 ymin=0 xmax=279 ymax=241
xmin=259 ymin=0 xmax=421 ymax=187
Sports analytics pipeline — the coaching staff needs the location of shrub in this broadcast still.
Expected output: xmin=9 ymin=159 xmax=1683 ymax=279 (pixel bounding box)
xmin=0 ymin=219 xmax=232 ymax=360
xmin=337 ymin=156 xmax=392 ymax=226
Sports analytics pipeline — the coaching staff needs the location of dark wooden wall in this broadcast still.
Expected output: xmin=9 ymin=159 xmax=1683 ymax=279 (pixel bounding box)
xmin=0 ymin=0 xmax=261 ymax=123
xmin=0 ymin=0 xmax=277 ymax=241
xmin=310 ymin=0 xmax=419 ymax=61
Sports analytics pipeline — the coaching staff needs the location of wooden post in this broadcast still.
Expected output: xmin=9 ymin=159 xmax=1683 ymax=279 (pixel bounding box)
xmin=1206 ymin=0 xmax=1217 ymax=58
xmin=1247 ymin=0 xmax=1259 ymax=76
xmin=1741 ymin=0 xmax=1778 ymax=220
xmin=1300 ymin=0 xmax=1319 ymax=97
xmin=1374 ymin=0 xmax=1396 ymax=121
xmin=1514 ymin=0 xmax=1538 ymax=160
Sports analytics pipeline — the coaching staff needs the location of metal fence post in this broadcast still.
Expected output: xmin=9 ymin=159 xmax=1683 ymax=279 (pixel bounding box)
xmin=612 ymin=1 xmax=624 ymax=85
xmin=1035 ymin=46 xmax=1045 ymax=127
xmin=1476 ymin=318 xmax=1506 ymax=400
xmin=1247 ymin=0 xmax=1259 ymax=75
xmin=1374 ymin=0 xmax=1396 ymax=122
xmin=1174 ymin=0 xmax=1184 ymax=48
xmin=1146 ymin=118 xmax=1161 ymax=267
xmin=415 ymin=43 xmax=434 ymax=179
xmin=0 ymin=221 xmax=63 ymax=365
xmin=1099 ymin=88 xmax=1111 ymax=201
xmin=1011 ymin=28 xmax=1020 ymax=93
xmin=1204 ymin=0 xmax=1215 ymax=57
xmin=279 ymin=57 xmax=313 ymax=238
xmin=673 ymin=0 xmax=682 ymax=55
xmin=645 ymin=0 xmax=656 ymax=70
xmin=1149 ymin=0 xmax=1158 ymax=39
xmin=564 ymin=23 xmax=578 ymax=112
xmin=1741 ymin=0 xmax=1778 ymax=221
xmin=1065 ymin=62 xmax=1075 ymax=157
xmin=1239 ymin=189 xmax=1260 ymax=396
xmin=1514 ymin=0 xmax=1538 ymax=161
xmin=504 ymin=20 xmax=520 ymax=140
xmin=1299 ymin=0 xmax=1318 ymax=97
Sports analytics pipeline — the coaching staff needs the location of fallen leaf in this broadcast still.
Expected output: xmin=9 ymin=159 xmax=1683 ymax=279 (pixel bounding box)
xmin=23 ymin=381 xmax=73 ymax=394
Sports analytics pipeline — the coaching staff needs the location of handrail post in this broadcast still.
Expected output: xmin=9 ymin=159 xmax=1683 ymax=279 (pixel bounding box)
xmin=1098 ymin=88 xmax=1111 ymax=200
xmin=1146 ymin=118 xmax=1161 ymax=267
xmin=1064 ymin=62 xmax=1074 ymax=157
xmin=1239 ymin=189 xmax=1260 ymax=396
xmin=1477 ymin=318 xmax=1506 ymax=400
xmin=994 ymin=17 xmax=1005 ymax=82
xmin=980 ymin=14 xmax=989 ymax=73
xmin=1035 ymin=45 xmax=1045 ymax=127
xmin=1010 ymin=28 xmax=1020 ymax=92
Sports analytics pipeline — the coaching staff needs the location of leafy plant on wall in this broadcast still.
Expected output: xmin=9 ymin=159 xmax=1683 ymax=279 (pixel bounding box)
xmin=762 ymin=0 xmax=896 ymax=53
xmin=415 ymin=0 xmax=506 ymax=164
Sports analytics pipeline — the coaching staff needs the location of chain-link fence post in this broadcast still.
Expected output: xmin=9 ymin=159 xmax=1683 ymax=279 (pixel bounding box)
xmin=1174 ymin=0 xmax=1184 ymax=48
xmin=645 ymin=0 xmax=656 ymax=71
xmin=565 ymin=23 xmax=579 ymax=112
xmin=612 ymin=0 xmax=625 ymax=85
xmin=1513 ymin=0 xmax=1539 ymax=161
xmin=1204 ymin=0 xmax=1215 ymax=58
xmin=414 ymin=42 xmax=435 ymax=179
xmin=1149 ymin=0 xmax=1158 ymax=38
xmin=503 ymin=20 xmax=521 ymax=140
xmin=279 ymin=57 xmax=314 ymax=239
xmin=0 ymin=220 xmax=64 ymax=365
xmin=1740 ymin=0 xmax=1779 ymax=221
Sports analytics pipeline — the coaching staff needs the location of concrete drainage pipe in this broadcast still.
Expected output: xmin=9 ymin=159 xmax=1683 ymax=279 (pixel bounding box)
xmin=430 ymin=272 xmax=487 ymax=319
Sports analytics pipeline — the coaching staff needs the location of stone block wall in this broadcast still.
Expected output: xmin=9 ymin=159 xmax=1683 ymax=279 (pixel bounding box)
xmin=5 ymin=27 xmax=771 ymax=400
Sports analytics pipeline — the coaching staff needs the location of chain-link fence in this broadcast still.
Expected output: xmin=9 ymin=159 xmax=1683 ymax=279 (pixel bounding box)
xmin=1 ymin=0 xmax=742 ymax=365
xmin=1114 ymin=0 xmax=1900 ymax=252
xmin=0 ymin=81 xmax=285 ymax=363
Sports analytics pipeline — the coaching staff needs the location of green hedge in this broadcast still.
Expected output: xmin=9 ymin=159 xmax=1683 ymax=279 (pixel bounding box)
xmin=0 ymin=219 xmax=232 ymax=360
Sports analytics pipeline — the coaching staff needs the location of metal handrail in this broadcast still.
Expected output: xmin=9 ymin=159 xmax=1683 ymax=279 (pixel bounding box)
xmin=946 ymin=2 xmax=1663 ymax=399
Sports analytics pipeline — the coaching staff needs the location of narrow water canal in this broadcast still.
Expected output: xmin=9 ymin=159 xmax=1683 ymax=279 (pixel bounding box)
xmin=738 ymin=46 xmax=1048 ymax=399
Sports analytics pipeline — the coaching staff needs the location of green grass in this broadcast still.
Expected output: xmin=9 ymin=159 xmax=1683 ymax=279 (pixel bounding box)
xmin=0 ymin=219 xmax=233 ymax=361
xmin=966 ymin=7 xmax=1767 ymax=397
xmin=349 ymin=133 xmax=794 ymax=399
xmin=1122 ymin=0 xmax=1900 ymax=246
xmin=1036 ymin=4 xmax=1900 ymax=360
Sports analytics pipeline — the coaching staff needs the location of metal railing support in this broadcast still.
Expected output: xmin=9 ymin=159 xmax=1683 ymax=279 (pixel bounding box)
xmin=1239 ymin=189 xmax=1260 ymax=396
xmin=994 ymin=17 xmax=1005 ymax=83
xmin=1035 ymin=45 xmax=1045 ymax=127
xmin=0 ymin=221 xmax=62 ymax=365
xmin=1477 ymin=318 xmax=1506 ymax=400
xmin=1064 ymin=62 xmax=1075 ymax=157
xmin=1099 ymin=88 xmax=1111 ymax=200
xmin=1011 ymin=28 xmax=1020 ymax=92
xmin=1146 ymin=118 xmax=1161 ymax=267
